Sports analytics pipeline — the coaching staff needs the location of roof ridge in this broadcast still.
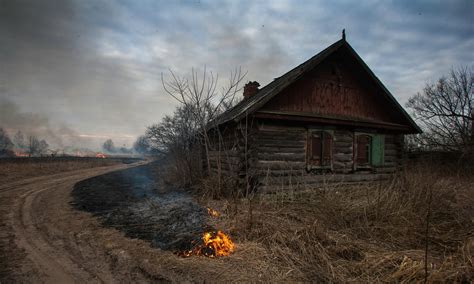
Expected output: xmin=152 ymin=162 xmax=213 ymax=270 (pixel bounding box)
xmin=209 ymin=38 xmax=421 ymax=134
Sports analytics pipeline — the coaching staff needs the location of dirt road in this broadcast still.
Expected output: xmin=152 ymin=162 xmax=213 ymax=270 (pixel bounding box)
xmin=0 ymin=162 xmax=148 ymax=283
xmin=1 ymin=161 xmax=274 ymax=283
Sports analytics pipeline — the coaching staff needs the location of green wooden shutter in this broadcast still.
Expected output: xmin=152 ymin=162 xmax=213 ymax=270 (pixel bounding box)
xmin=371 ymin=135 xmax=385 ymax=166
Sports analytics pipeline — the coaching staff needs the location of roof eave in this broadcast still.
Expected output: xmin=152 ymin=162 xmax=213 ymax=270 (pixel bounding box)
xmin=254 ymin=110 xmax=417 ymax=133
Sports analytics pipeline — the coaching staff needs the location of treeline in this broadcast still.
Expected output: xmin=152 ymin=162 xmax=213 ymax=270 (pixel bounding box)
xmin=0 ymin=128 xmax=49 ymax=157
xmin=101 ymin=138 xmax=152 ymax=156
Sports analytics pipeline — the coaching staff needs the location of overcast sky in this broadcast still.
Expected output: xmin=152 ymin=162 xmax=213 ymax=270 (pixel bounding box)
xmin=0 ymin=0 xmax=473 ymax=150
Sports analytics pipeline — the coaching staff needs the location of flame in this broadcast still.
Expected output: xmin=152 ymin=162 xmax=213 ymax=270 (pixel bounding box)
xmin=95 ymin=153 xmax=107 ymax=158
xmin=14 ymin=151 xmax=28 ymax=157
xmin=207 ymin=207 xmax=219 ymax=217
xmin=202 ymin=231 xmax=234 ymax=256
xmin=179 ymin=230 xmax=235 ymax=257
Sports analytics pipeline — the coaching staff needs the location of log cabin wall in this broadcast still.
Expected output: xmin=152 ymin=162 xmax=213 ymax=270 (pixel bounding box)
xmin=382 ymin=134 xmax=404 ymax=172
xmin=206 ymin=119 xmax=259 ymax=190
xmin=207 ymin=126 xmax=242 ymax=180
xmin=250 ymin=120 xmax=405 ymax=191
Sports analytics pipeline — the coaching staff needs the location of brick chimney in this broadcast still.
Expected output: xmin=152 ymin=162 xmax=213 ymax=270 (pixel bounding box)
xmin=243 ymin=81 xmax=260 ymax=98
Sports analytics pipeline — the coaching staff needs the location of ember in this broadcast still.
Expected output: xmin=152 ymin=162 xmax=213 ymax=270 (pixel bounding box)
xmin=14 ymin=151 xmax=28 ymax=157
xmin=207 ymin=207 xmax=219 ymax=217
xmin=180 ymin=230 xmax=234 ymax=257
xmin=95 ymin=153 xmax=106 ymax=158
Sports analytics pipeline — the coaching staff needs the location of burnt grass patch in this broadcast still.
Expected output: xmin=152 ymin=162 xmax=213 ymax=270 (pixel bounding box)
xmin=71 ymin=161 xmax=211 ymax=253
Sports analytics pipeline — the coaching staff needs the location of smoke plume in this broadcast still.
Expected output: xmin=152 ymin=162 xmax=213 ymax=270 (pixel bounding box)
xmin=0 ymin=98 xmax=81 ymax=149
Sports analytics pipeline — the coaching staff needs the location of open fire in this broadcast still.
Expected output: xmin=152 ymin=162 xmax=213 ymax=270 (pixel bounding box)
xmin=14 ymin=151 xmax=28 ymax=157
xmin=178 ymin=207 xmax=234 ymax=257
xmin=207 ymin=207 xmax=219 ymax=217
xmin=95 ymin=153 xmax=107 ymax=158
xmin=179 ymin=230 xmax=235 ymax=257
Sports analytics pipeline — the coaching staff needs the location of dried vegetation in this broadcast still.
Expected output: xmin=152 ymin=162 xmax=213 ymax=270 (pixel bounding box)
xmin=0 ymin=157 xmax=132 ymax=183
xmin=199 ymin=159 xmax=473 ymax=282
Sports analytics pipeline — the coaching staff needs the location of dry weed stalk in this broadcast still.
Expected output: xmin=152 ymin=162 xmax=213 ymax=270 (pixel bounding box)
xmin=214 ymin=161 xmax=473 ymax=282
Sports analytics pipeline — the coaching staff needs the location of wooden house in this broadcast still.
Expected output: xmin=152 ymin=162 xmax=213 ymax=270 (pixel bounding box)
xmin=207 ymin=34 xmax=421 ymax=191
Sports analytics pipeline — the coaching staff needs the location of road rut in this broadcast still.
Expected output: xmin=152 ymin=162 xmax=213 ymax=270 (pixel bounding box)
xmin=0 ymin=162 xmax=147 ymax=283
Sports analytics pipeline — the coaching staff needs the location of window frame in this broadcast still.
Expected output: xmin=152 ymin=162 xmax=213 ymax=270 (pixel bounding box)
xmin=354 ymin=132 xmax=385 ymax=170
xmin=354 ymin=134 xmax=372 ymax=169
xmin=306 ymin=129 xmax=334 ymax=171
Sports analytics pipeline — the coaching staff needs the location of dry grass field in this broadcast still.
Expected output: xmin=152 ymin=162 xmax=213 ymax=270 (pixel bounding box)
xmin=199 ymin=159 xmax=474 ymax=282
xmin=1 ymin=156 xmax=472 ymax=282
xmin=0 ymin=157 xmax=137 ymax=183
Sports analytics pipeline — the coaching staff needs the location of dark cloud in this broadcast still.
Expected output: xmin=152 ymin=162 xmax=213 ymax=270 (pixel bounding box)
xmin=0 ymin=0 xmax=472 ymax=150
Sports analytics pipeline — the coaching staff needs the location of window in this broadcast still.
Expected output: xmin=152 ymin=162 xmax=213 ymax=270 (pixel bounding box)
xmin=356 ymin=135 xmax=372 ymax=166
xmin=355 ymin=134 xmax=385 ymax=168
xmin=307 ymin=131 xmax=333 ymax=168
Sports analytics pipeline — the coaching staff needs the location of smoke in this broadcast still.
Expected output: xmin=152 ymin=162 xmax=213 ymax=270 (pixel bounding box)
xmin=0 ymin=97 xmax=80 ymax=149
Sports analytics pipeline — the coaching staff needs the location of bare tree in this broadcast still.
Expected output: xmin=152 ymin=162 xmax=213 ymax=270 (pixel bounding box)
xmin=133 ymin=135 xmax=151 ymax=155
xmin=406 ymin=67 xmax=473 ymax=153
xmin=102 ymin=139 xmax=116 ymax=153
xmin=145 ymin=105 xmax=202 ymax=184
xmin=38 ymin=139 xmax=49 ymax=155
xmin=27 ymin=135 xmax=40 ymax=157
xmin=161 ymin=67 xmax=246 ymax=174
xmin=146 ymin=105 xmax=199 ymax=152
xmin=13 ymin=130 xmax=26 ymax=150
xmin=118 ymin=147 xmax=131 ymax=154
xmin=0 ymin=127 xmax=14 ymax=156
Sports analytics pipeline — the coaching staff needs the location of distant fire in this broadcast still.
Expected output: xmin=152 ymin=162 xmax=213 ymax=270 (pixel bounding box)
xmin=207 ymin=207 xmax=220 ymax=217
xmin=14 ymin=151 xmax=28 ymax=157
xmin=179 ymin=230 xmax=235 ymax=257
xmin=95 ymin=153 xmax=106 ymax=158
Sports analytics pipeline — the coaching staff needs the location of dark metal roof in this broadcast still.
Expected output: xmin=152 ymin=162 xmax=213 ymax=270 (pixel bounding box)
xmin=210 ymin=38 xmax=421 ymax=134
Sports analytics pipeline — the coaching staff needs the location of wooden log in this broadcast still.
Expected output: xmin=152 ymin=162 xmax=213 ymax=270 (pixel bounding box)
xmin=383 ymin=149 xmax=398 ymax=156
xmin=334 ymin=141 xmax=353 ymax=148
xmin=374 ymin=167 xmax=397 ymax=173
xmin=256 ymin=160 xmax=306 ymax=170
xmin=257 ymin=124 xmax=306 ymax=132
xmin=257 ymin=153 xmax=306 ymax=162
xmin=334 ymin=153 xmax=353 ymax=162
xmin=381 ymin=162 xmax=398 ymax=167
xmin=386 ymin=144 xmax=400 ymax=149
xmin=256 ymin=132 xmax=305 ymax=140
xmin=256 ymin=173 xmax=392 ymax=186
xmin=255 ymin=169 xmax=307 ymax=176
xmin=334 ymin=133 xmax=353 ymax=143
xmin=333 ymin=161 xmax=352 ymax=169
xmin=254 ymin=139 xmax=305 ymax=147
xmin=334 ymin=147 xmax=352 ymax=154
xmin=257 ymin=146 xmax=306 ymax=153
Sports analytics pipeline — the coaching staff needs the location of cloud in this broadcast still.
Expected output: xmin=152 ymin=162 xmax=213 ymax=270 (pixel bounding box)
xmin=0 ymin=0 xmax=472 ymax=144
